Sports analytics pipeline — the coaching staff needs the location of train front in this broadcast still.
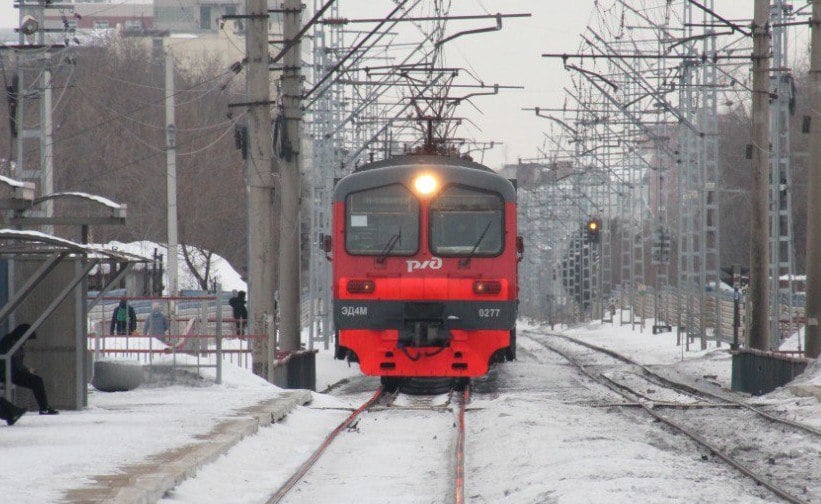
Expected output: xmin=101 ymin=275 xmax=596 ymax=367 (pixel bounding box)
xmin=330 ymin=155 xmax=520 ymax=378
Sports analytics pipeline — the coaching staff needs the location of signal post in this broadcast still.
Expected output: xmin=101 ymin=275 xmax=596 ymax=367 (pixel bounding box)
xmin=585 ymin=219 xmax=601 ymax=318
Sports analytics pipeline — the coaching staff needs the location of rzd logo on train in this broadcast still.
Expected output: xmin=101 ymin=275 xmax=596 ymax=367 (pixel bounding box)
xmin=406 ymin=257 xmax=443 ymax=273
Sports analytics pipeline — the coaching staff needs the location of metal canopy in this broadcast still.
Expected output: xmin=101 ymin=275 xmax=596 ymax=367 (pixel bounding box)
xmin=8 ymin=192 xmax=128 ymax=226
xmin=0 ymin=176 xmax=36 ymax=211
xmin=0 ymin=229 xmax=144 ymax=262
xmin=0 ymin=229 xmax=150 ymax=403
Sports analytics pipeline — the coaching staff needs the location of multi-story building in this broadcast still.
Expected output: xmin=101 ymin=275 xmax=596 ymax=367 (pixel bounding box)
xmin=154 ymin=0 xmax=235 ymax=33
xmin=42 ymin=0 xmax=285 ymax=36
xmin=44 ymin=1 xmax=153 ymax=33
xmin=38 ymin=0 xmax=281 ymax=69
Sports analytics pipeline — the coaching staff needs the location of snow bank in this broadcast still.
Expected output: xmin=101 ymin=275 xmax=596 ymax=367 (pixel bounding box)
xmin=776 ymin=327 xmax=821 ymax=399
xmin=104 ymin=240 xmax=247 ymax=292
xmin=787 ymin=357 xmax=821 ymax=400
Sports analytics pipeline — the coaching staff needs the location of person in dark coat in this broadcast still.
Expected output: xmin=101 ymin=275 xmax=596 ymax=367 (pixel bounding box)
xmin=0 ymin=324 xmax=58 ymax=415
xmin=228 ymin=290 xmax=248 ymax=335
xmin=110 ymin=298 xmax=137 ymax=335
xmin=0 ymin=397 xmax=26 ymax=425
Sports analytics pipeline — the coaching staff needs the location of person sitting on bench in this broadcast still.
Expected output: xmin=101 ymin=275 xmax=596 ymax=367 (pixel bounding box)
xmin=0 ymin=324 xmax=58 ymax=415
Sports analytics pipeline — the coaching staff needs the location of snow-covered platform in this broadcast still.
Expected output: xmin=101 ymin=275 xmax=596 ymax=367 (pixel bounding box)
xmin=0 ymin=362 xmax=312 ymax=503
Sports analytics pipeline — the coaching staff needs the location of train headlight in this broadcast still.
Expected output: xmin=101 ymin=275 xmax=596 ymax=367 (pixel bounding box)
xmin=413 ymin=174 xmax=438 ymax=196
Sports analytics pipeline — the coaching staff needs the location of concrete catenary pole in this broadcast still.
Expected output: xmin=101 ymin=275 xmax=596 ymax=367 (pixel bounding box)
xmin=278 ymin=0 xmax=303 ymax=352
xmin=805 ymin=1 xmax=821 ymax=359
xmin=245 ymin=0 xmax=278 ymax=378
xmin=40 ymin=59 xmax=53 ymax=235
xmin=749 ymin=0 xmax=771 ymax=350
xmin=165 ymin=49 xmax=178 ymax=297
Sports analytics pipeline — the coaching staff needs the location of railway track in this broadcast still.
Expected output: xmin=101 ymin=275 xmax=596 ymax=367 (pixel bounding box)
xmin=264 ymin=384 xmax=470 ymax=504
xmin=523 ymin=330 xmax=821 ymax=504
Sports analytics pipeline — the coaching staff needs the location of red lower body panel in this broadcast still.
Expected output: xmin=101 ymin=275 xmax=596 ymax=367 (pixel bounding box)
xmin=339 ymin=328 xmax=510 ymax=377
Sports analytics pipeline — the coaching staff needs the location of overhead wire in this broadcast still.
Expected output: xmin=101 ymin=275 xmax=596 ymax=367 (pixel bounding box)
xmin=33 ymin=64 xmax=238 ymax=151
xmin=69 ymin=111 xmax=245 ymax=187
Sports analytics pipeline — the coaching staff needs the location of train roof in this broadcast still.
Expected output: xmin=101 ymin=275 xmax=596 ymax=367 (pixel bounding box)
xmin=334 ymin=154 xmax=516 ymax=202
xmin=353 ymin=155 xmax=495 ymax=173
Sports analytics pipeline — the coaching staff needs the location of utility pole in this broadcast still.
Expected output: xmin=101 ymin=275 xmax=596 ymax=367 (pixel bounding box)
xmin=165 ymin=48 xmax=178 ymax=297
xmin=278 ymin=0 xmax=303 ymax=352
xmin=749 ymin=0 xmax=771 ymax=351
xmin=41 ymin=59 xmax=53 ymax=234
xmin=805 ymin=0 xmax=821 ymax=359
xmin=245 ymin=0 xmax=278 ymax=378
xmin=13 ymin=2 xmax=55 ymax=228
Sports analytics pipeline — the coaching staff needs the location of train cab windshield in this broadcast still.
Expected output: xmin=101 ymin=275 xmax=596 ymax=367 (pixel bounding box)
xmin=430 ymin=186 xmax=504 ymax=256
xmin=346 ymin=184 xmax=420 ymax=255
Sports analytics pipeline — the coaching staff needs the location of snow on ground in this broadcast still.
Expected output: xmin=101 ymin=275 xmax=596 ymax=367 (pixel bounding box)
xmin=161 ymin=318 xmax=821 ymax=504
xmin=469 ymin=364 xmax=772 ymax=503
xmin=1 ymin=316 xmax=819 ymax=503
xmin=543 ymin=314 xmax=821 ymax=428
xmin=163 ymin=397 xmax=456 ymax=504
xmin=0 ymin=345 xmax=359 ymax=504
xmin=544 ymin=316 xmax=737 ymax=388
xmin=780 ymin=327 xmax=821 ymax=397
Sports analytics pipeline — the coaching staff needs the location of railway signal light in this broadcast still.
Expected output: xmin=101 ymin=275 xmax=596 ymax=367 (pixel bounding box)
xmin=586 ymin=219 xmax=601 ymax=243
xmin=652 ymin=228 xmax=671 ymax=265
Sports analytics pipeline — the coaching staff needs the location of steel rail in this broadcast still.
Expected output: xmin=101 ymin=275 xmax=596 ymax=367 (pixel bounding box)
xmin=528 ymin=332 xmax=814 ymax=504
xmin=454 ymin=387 xmax=469 ymax=504
xmin=264 ymin=387 xmax=385 ymax=504
xmin=543 ymin=332 xmax=821 ymax=438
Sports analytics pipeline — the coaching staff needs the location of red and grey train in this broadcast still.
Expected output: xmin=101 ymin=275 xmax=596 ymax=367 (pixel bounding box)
xmin=329 ymin=154 xmax=521 ymax=378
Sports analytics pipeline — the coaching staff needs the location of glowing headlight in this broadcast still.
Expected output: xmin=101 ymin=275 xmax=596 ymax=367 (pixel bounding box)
xmin=413 ymin=174 xmax=438 ymax=196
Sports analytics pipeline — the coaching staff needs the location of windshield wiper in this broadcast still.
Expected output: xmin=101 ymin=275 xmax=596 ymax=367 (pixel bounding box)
xmin=459 ymin=220 xmax=493 ymax=267
xmin=377 ymin=232 xmax=402 ymax=263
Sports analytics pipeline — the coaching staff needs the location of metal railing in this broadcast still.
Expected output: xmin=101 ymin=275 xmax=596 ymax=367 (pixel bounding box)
xmin=538 ymin=283 xmax=806 ymax=357
xmin=87 ymin=294 xmax=265 ymax=384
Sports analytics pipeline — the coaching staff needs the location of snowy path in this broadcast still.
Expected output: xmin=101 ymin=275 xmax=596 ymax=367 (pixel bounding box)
xmin=464 ymin=333 xmax=778 ymax=503
xmin=161 ymin=327 xmax=801 ymax=503
xmin=523 ymin=331 xmax=821 ymax=503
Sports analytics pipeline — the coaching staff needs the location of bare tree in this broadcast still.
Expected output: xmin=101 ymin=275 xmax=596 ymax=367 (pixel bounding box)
xmin=0 ymin=39 xmax=251 ymax=283
xmin=180 ymin=243 xmax=214 ymax=290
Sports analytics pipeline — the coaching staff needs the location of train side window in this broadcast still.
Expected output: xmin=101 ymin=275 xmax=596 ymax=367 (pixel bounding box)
xmin=345 ymin=184 xmax=420 ymax=256
xmin=430 ymin=186 xmax=504 ymax=257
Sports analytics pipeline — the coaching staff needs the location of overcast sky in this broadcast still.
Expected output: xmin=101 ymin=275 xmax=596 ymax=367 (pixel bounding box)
xmin=0 ymin=2 xmax=798 ymax=168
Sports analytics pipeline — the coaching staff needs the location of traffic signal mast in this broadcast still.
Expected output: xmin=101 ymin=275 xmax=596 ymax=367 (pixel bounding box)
xmin=586 ymin=218 xmax=601 ymax=243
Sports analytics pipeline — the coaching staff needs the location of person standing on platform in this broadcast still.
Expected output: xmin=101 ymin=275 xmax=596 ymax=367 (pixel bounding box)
xmin=144 ymin=302 xmax=170 ymax=338
xmin=229 ymin=290 xmax=248 ymax=335
xmin=110 ymin=298 xmax=137 ymax=335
